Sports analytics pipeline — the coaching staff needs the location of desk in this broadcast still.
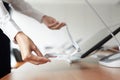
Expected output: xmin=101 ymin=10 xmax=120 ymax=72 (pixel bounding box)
xmin=1 ymin=57 xmax=120 ymax=80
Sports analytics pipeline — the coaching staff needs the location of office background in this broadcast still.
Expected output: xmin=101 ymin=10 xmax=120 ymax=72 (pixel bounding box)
xmin=10 ymin=0 xmax=120 ymax=65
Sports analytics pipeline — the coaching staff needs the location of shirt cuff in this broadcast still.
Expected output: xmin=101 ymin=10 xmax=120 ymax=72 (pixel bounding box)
xmin=2 ymin=18 xmax=22 ymax=42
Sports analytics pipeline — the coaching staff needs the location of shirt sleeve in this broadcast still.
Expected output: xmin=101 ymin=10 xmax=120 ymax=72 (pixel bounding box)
xmin=0 ymin=0 xmax=22 ymax=42
xmin=10 ymin=0 xmax=45 ymax=23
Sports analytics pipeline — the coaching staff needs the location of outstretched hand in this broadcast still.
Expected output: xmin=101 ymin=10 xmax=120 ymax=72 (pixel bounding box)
xmin=15 ymin=32 xmax=51 ymax=65
xmin=42 ymin=15 xmax=66 ymax=30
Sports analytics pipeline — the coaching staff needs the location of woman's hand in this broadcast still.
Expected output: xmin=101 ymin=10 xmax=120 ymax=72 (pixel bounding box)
xmin=15 ymin=32 xmax=51 ymax=65
xmin=42 ymin=15 xmax=66 ymax=30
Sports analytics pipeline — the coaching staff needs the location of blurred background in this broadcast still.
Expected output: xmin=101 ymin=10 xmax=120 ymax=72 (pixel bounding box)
xmin=10 ymin=0 xmax=120 ymax=67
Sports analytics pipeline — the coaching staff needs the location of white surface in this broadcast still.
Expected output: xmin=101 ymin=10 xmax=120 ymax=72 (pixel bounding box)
xmin=99 ymin=53 xmax=120 ymax=68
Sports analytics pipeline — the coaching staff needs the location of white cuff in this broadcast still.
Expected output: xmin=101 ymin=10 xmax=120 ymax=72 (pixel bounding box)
xmin=1 ymin=18 xmax=22 ymax=42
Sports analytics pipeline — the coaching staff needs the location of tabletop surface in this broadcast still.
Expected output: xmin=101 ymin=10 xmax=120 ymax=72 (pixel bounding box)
xmin=1 ymin=56 xmax=120 ymax=80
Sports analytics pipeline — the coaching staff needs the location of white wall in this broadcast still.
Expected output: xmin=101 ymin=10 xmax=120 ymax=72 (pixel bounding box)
xmin=11 ymin=0 xmax=120 ymax=52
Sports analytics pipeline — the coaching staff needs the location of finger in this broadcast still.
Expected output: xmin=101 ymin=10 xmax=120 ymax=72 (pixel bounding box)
xmin=28 ymin=59 xmax=48 ymax=65
xmin=32 ymin=46 xmax=43 ymax=57
xmin=31 ymin=55 xmax=50 ymax=62
xmin=28 ymin=58 xmax=50 ymax=65
xmin=48 ymin=21 xmax=59 ymax=29
xmin=51 ymin=22 xmax=66 ymax=29
xmin=59 ymin=22 xmax=66 ymax=28
xmin=26 ymin=58 xmax=50 ymax=65
xmin=51 ymin=22 xmax=66 ymax=30
xmin=28 ymin=60 xmax=41 ymax=65
xmin=28 ymin=54 xmax=51 ymax=64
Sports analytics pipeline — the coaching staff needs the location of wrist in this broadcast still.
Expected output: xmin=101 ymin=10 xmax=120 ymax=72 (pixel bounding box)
xmin=41 ymin=15 xmax=48 ymax=23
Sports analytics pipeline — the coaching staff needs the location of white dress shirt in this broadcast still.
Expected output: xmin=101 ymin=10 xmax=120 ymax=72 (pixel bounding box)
xmin=0 ymin=0 xmax=45 ymax=41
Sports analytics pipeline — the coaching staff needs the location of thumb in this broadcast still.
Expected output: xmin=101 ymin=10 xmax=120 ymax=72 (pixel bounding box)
xmin=32 ymin=46 xmax=43 ymax=57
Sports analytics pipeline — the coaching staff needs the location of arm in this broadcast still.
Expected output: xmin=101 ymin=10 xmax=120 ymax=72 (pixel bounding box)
xmin=0 ymin=0 xmax=21 ymax=41
xmin=0 ymin=0 xmax=50 ymax=65
xmin=9 ymin=0 xmax=66 ymax=29
xmin=9 ymin=0 xmax=44 ymax=23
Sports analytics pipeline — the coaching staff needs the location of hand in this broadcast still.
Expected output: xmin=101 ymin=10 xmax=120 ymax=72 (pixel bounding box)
xmin=42 ymin=15 xmax=66 ymax=30
xmin=15 ymin=32 xmax=51 ymax=65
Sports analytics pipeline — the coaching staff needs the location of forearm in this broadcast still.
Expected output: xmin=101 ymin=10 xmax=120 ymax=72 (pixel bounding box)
xmin=10 ymin=0 xmax=45 ymax=23
xmin=1 ymin=18 xmax=22 ymax=42
xmin=0 ymin=0 xmax=22 ymax=42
